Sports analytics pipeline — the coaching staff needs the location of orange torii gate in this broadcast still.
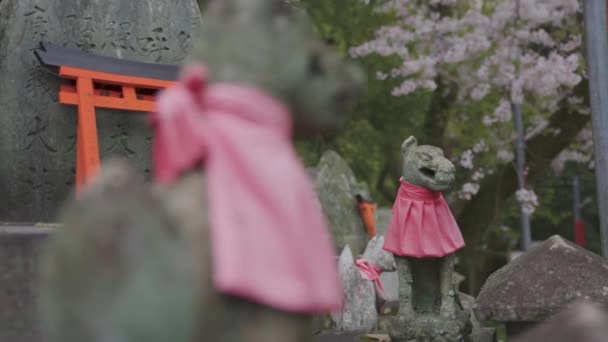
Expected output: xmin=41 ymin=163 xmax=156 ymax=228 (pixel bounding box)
xmin=35 ymin=43 xmax=178 ymax=193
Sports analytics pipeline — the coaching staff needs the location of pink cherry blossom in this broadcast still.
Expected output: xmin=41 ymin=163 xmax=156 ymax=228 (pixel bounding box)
xmin=350 ymin=0 xmax=586 ymax=202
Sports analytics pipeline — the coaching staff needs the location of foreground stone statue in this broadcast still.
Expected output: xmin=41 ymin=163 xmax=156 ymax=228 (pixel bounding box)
xmin=0 ymin=0 xmax=201 ymax=222
xmin=38 ymin=0 xmax=365 ymax=341
xmin=385 ymin=136 xmax=471 ymax=341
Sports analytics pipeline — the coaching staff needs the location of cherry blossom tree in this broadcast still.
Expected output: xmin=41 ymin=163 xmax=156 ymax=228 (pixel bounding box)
xmin=345 ymin=0 xmax=592 ymax=290
xmin=350 ymin=0 xmax=586 ymax=215
xmin=285 ymin=0 xmax=593 ymax=290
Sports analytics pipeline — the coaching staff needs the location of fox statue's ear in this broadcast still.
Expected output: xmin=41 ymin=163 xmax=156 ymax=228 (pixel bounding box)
xmin=401 ymin=136 xmax=417 ymax=155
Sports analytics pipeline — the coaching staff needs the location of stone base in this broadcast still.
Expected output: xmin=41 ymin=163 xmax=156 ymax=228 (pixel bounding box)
xmin=0 ymin=225 xmax=53 ymax=342
xmin=388 ymin=310 xmax=472 ymax=342
xmin=459 ymin=292 xmax=495 ymax=342
xmin=470 ymin=327 xmax=496 ymax=342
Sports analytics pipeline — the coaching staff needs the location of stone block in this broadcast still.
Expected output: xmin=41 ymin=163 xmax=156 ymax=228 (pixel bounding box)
xmin=0 ymin=225 xmax=52 ymax=342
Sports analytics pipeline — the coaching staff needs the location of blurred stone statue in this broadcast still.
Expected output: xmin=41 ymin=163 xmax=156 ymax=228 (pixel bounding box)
xmin=37 ymin=0 xmax=365 ymax=341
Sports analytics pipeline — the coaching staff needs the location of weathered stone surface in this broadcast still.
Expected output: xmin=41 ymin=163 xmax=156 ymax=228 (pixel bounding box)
xmin=312 ymin=150 xmax=370 ymax=255
xmin=391 ymin=313 xmax=471 ymax=342
xmin=39 ymin=160 xmax=205 ymax=342
xmin=308 ymin=167 xmax=320 ymax=180
xmin=332 ymin=245 xmax=378 ymax=333
xmin=375 ymin=208 xmax=392 ymax=237
xmin=512 ymin=302 xmax=608 ymax=342
xmin=454 ymin=272 xmax=465 ymax=289
xmin=387 ymin=136 xmax=469 ymax=342
xmin=0 ymin=0 xmax=202 ymax=222
xmin=36 ymin=0 xmax=367 ymax=340
xmin=376 ymin=269 xmax=397 ymax=333
xmin=461 ymin=292 xmax=496 ymax=342
xmin=460 ymin=293 xmax=477 ymax=323
xmin=375 ymin=228 xmax=465 ymax=318
xmin=470 ymin=328 xmax=496 ymax=342
xmin=475 ymin=235 xmax=608 ymax=322
xmin=0 ymin=225 xmax=52 ymax=342
xmin=377 ymin=271 xmax=398 ymax=316
xmin=332 ymin=237 xmax=396 ymax=333
xmin=508 ymin=242 xmax=541 ymax=262
xmin=312 ymin=332 xmax=361 ymax=342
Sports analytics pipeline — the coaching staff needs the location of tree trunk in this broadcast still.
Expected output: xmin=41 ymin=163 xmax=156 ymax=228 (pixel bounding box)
xmin=375 ymin=80 xmax=457 ymax=202
xmin=457 ymin=81 xmax=590 ymax=294
xmin=421 ymin=79 xmax=457 ymax=149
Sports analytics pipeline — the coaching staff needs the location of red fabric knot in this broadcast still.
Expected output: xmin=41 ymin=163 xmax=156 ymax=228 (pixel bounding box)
xmin=181 ymin=63 xmax=208 ymax=106
xmin=354 ymin=259 xmax=384 ymax=295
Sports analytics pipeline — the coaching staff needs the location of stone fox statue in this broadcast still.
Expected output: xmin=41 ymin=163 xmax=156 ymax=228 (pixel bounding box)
xmin=384 ymin=136 xmax=471 ymax=342
xmin=37 ymin=1 xmax=365 ymax=342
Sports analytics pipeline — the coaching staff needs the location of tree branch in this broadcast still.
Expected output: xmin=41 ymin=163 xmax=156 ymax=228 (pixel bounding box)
xmin=421 ymin=79 xmax=457 ymax=149
xmin=456 ymin=80 xmax=590 ymax=293
xmin=375 ymin=161 xmax=395 ymax=202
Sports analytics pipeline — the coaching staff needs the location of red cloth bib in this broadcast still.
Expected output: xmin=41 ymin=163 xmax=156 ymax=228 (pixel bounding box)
xmin=354 ymin=259 xmax=384 ymax=295
xmin=151 ymin=64 xmax=342 ymax=313
xmin=383 ymin=179 xmax=465 ymax=258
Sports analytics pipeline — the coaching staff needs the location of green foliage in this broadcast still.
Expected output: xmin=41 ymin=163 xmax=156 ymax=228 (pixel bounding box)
xmin=526 ymin=163 xmax=601 ymax=255
xmin=294 ymin=0 xmax=431 ymax=205
xmin=297 ymin=0 xmax=394 ymax=50
xmin=334 ymin=119 xmax=384 ymax=188
xmin=293 ymin=1 xmax=598 ymax=292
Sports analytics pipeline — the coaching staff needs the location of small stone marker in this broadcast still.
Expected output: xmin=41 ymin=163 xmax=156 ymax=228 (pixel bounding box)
xmin=333 ymin=245 xmax=376 ymax=332
xmin=312 ymin=151 xmax=371 ymax=255
xmin=475 ymin=235 xmax=608 ymax=338
xmin=332 ymin=237 xmax=396 ymax=333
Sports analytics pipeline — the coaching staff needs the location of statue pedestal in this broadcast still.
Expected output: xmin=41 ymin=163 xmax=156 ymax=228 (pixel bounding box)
xmin=389 ymin=309 xmax=472 ymax=342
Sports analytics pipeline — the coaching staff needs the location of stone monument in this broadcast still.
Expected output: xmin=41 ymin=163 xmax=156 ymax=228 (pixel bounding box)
xmin=0 ymin=0 xmax=202 ymax=222
xmin=0 ymin=1 xmax=201 ymax=341
xmin=311 ymin=150 xmax=372 ymax=255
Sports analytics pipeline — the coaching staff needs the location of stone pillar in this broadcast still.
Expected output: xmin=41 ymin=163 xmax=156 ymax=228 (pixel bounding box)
xmin=0 ymin=0 xmax=202 ymax=222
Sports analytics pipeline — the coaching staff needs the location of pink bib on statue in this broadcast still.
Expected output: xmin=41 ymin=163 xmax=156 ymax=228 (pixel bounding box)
xmin=383 ymin=179 xmax=465 ymax=258
xmin=354 ymin=259 xmax=384 ymax=295
xmin=150 ymin=64 xmax=342 ymax=313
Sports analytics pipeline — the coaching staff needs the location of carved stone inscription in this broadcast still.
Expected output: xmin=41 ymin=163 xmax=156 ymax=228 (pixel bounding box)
xmin=0 ymin=0 xmax=202 ymax=224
